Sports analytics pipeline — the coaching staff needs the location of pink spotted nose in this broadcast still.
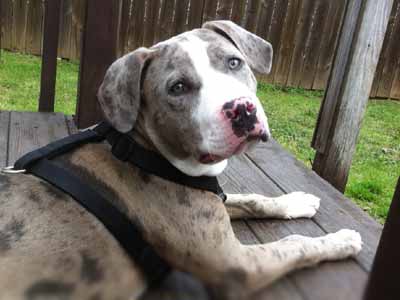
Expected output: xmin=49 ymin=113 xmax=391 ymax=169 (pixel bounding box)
xmin=222 ymin=97 xmax=269 ymax=142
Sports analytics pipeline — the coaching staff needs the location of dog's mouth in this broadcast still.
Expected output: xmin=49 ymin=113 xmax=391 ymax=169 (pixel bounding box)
xmin=199 ymin=139 xmax=250 ymax=164
xmin=199 ymin=153 xmax=225 ymax=164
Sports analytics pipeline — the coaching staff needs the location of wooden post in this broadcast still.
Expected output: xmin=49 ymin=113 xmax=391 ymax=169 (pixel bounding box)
xmin=311 ymin=0 xmax=394 ymax=192
xmin=38 ymin=0 xmax=62 ymax=112
xmin=364 ymin=177 xmax=400 ymax=300
xmin=75 ymin=0 xmax=121 ymax=129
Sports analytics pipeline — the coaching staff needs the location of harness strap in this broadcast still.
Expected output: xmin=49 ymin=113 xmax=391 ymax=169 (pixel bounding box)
xmin=28 ymin=158 xmax=171 ymax=286
xmin=14 ymin=130 xmax=104 ymax=170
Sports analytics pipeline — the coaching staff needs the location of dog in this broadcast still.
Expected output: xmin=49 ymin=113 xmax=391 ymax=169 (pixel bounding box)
xmin=0 ymin=21 xmax=362 ymax=300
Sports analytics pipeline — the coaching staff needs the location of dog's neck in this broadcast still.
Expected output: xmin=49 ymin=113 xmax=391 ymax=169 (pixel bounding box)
xmin=127 ymin=114 xmax=159 ymax=154
xmin=128 ymin=128 xmax=158 ymax=154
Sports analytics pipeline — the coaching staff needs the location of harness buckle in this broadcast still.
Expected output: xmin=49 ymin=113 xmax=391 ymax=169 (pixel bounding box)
xmin=1 ymin=166 xmax=26 ymax=174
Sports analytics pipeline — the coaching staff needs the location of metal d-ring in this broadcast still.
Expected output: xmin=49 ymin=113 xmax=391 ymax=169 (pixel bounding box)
xmin=1 ymin=166 xmax=26 ymax=174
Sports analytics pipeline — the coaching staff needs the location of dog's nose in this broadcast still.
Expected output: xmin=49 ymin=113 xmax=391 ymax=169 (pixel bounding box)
xmin=222 ymin=98 xmax=268 ymax=141
xmin=223 ymin=98 xmax=257 ymax=120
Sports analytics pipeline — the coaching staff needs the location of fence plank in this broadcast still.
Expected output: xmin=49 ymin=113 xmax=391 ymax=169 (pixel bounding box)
xmin=69 ymin=0 xmax=85 ymax=60
xmin=202 ymin=0 xmax=218 ymax=23
xmin=131 ymin=0 xmax=146 ymax=50
xmin=58 ymin=0 xmax=73 ymax=59
xmin=375 ymin=0 xmax=400 ymax=99
xmin=370 ymin=0 xmax=397 ymax=98
xmin=0 ymin=0 xmax=1 ymax=54
xmin=118 ymin=0 xmax=132 ymax=56
xmin=299 ymin=0 xmax=330 ymax=89
xmin=273 ymin=0 xmax=302 ymax=86
xmin=255 ymin=0 xmax=276 ymax=82
xmin=231 ymin=0 xmax=246 ymax=25
xmin=312 ymin=1 xmax=347 ymax=90
xmin=174 ymin=0 xmax=190 ymax=35
xmin=124 ymin=0 xmax=136 ymax=52
xmin=1 ymin=0 xmax=13 ymax=50
xmin=215 ymin=0 xmax=234 ymax=20
xmin=12 ymin=0 xmax=28 ymax=52
xmin=390 ymin=58 xmax=400 ymax=99
xmin=25 ymin=0 xmax=44 ymax=56
xmin=75 ymin=0 xmax=120 ymax=128
xmin=261 ymin=0 xmax=290 ymax=83
xmin=243 ymin=0 xmax=262 ymax=32
xmin=38 ymin=0 xmax=62 ymax=112
xmin=187 ymin=0 xmax=205 ymax=29
xmin=0 ymin=0 xmax=2 ymax=53
xmin=256 ymin=0 xmax=275 ymax=41
xmin=286 ymin=0 xmax=316 ymax=87
xmin=143 ymin=0 xmax=160 ymax=47
xmin=157 ymin=0 xmax=175 ymax=42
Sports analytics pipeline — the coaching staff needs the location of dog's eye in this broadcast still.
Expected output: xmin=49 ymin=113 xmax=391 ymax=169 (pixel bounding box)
xmin=228 ymin=57 xmax=242 ymax=70
xmin=169 ymin=82 xmax=187 ymax=96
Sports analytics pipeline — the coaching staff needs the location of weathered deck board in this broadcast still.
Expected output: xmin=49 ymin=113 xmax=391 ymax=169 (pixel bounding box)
xmin=0 ymin=111 xmax=381 ymax=299
xmin=7 ymin=111 xmax=69 ymax=165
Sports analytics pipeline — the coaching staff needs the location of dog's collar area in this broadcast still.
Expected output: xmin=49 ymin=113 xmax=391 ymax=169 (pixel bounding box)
xmin=94 ymin=122 xmax=227 ymax=202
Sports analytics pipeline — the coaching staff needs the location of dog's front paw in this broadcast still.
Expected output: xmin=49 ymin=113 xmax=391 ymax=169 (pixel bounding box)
xmin=278 ymin=192 xmax=320 ymax=219
xmin=322 ymin=229 xmax=363 ymax=260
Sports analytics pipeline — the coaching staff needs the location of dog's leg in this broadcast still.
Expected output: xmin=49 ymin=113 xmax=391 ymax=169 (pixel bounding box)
xmin=217 ymin=229 xmax=362 ymax=298
xmin=169 ymin=221 xmax=362 ymax=299
xmin=225 ymin=192 xmax=320 ymax=219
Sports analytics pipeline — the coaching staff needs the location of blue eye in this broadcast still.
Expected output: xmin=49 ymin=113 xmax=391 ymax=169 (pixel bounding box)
xmin=228 ymin=57 xmax=242 ymax=70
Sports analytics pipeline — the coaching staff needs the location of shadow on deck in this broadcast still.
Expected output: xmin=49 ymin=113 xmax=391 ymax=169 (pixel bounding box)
xmin=0 ymin=111 xmax=382 ymax=300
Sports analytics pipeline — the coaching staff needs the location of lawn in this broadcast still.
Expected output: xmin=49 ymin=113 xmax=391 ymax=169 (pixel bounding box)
xmin=0 ymin=50 xmax=78 ymax=114
xmin=1 ymin=50 xmax=399 ymax=223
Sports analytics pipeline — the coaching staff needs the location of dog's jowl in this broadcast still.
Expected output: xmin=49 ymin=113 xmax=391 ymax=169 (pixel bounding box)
xmin=0 ymin=21 xmax=362 ymax=300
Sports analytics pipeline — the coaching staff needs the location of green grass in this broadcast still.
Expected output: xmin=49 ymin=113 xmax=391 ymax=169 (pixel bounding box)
xmin=1 ymin=50 xmax=399 ymax=223
xmin=0 ymin=50 xmax=78 ymax=114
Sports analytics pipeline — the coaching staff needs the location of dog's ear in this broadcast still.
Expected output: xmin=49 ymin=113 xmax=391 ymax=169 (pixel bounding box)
xmin=202 ymin=20 xmax=273 ymax=75
xmin=97 ymin=47 xmax=155 ymax=133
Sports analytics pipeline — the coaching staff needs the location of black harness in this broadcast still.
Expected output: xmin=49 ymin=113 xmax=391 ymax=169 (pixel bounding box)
xmin=12 ymin=122 xmax=226 ymax=286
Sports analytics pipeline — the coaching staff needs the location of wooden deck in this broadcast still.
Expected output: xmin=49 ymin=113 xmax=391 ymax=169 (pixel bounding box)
xmin=0 ymin=111 xmax=382 ymax=299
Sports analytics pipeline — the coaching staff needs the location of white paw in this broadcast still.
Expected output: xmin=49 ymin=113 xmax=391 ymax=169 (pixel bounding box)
xmin=323 ymin=229 xmax=363 ymax=260
xmin=278 ymin=192 xmax=320 ymax=219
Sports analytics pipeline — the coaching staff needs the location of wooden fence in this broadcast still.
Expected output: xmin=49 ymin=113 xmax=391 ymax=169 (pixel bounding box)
xmin=1 ymin=0 xmax=400 ymax=99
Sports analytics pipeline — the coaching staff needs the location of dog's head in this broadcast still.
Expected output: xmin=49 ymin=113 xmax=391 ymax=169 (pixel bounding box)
xmin=98 ymin=21 xmax=272 ymax=176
